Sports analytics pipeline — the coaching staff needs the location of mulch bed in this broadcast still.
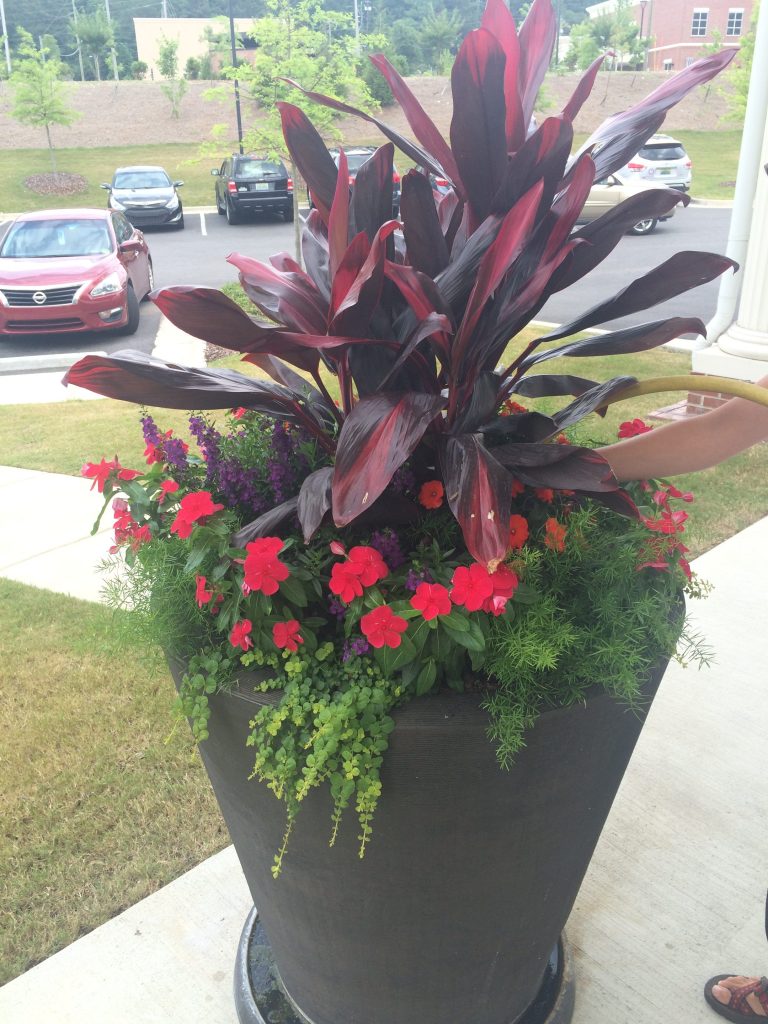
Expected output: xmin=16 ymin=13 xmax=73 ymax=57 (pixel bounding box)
xmin=24 ymin=172 xmax=89 ymax=195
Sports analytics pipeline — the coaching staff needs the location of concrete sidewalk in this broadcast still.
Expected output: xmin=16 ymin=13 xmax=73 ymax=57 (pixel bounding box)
xmin=1 ymin=466 xmax=767 ymax=1023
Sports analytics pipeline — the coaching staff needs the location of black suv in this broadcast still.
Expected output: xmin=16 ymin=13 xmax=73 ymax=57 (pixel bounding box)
xmin=212 ymin=155 xmax=294 ymax=225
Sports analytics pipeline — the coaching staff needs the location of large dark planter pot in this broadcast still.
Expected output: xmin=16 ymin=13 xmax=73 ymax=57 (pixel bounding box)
xmin=171 ymin=655 xmax=669 ymax=1024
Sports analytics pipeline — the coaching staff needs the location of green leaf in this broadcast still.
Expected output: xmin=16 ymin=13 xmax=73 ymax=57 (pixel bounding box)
xmin=441 ymin=610 xmax=469 ymax=632
xmin=279 ymin=575 xmax=309 ymax=608
xmin=414 ymin=659 xmax=437 ymax=696
xmin=373 ymin=635 xmax=418 ymax=676
xmin=184 ymin=545 xmax=210 ymax=574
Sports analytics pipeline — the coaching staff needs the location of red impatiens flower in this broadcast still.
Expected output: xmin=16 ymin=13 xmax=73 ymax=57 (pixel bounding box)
xmin=450 ymin=563 xmax=495 ymax=612
xmin=82 ymin=457 xmax=118 ymax=493
xmin=544 ymin=517 xmax=567 ymax=553
xmin=243 ymin=537 xmax=289 ymax=595
xmin=170 ymin=491 xmax=224 ymax=539
xmin=347 ymin=546 xmax=389 ymax=587
xmin=500 ymin=399 xmax=528 ymax=416
xmin=195 ymin=574 xmax=214 ymax=608
xmin=273 ymin=619 xmax=303 ymax=652
xmin=510 ymin=477 xmax=525 ymax=497
xmin=159 ymin=479 xmax=180 ymax=503
xmin=418 ymin=480 xmax=444 ymax=509
xmin=618 ymin=418 xmax=653 ymax=438
xmin=482 ymin=563 xmax=519 ymax=615
xmin=231 ymin=407 xmax=247 ymax=419
xmin=230 ymin=619 xmax=253 ymax=651
xmin=360 ymin=605 xmax=408 ymax=648
xmin=535 ymin=487 xmax=554 ymax=503
xmin=508 ymin=514 xmax=529 ymax=551
xmin=643 ymin=510 xmax=689 ymax=535
xmin=410 ymin=582 xmax=452 ymax=621
xmin=329 ymin=561 xmax=365 ymax=604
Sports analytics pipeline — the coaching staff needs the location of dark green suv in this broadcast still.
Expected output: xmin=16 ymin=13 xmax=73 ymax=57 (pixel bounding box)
xmin=212 ymin=155 xmax=294 ymax=225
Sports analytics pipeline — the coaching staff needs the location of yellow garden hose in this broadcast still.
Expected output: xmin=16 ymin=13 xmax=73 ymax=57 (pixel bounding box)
xmin=600 ymin=374 xmax=768 ymax=412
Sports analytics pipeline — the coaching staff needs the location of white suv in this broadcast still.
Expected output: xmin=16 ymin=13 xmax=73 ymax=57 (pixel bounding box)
xmin=620 ymin=134 xmax=692 ymax=192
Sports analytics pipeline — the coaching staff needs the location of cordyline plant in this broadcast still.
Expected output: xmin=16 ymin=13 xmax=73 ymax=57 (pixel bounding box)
xmin=65 ymin=0 xmax=737 ymax=570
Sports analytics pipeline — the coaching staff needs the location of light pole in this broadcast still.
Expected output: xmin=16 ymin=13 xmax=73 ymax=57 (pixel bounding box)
xmin=0 ymin=0 xmax=12 ymax=77
xmin=228 ymin=0 xmax=244 ymax=155
xmin=639 ymin=0 xmax=648 ymax=70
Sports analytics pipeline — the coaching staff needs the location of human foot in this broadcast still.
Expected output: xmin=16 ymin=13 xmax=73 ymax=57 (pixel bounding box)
xmin=704 ymin=974 xmax=768 ymax=1020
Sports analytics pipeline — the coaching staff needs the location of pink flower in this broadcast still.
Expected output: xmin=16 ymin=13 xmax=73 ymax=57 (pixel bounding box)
xmin=482 ymin=564 xmax=519 ymax=615
xmin=243 ymin=537 xmax=289 ymax=596
xmin=170 ymin=491 xmax=224 ymax=539
xmin=410 ymin=582 xmax=452 ymax=621
xmin=450 ymin=563 xmax=494 ymax=612
xmin=272 ymin=620 xmax=303 ymax=652
xmin=229 ymin=619 xmax=253 ymax=651
xmin=360 ymin=605 xmax=408 ymax=648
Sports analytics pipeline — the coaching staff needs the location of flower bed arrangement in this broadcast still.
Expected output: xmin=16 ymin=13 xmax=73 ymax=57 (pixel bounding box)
xmin=68 ymin=0 xmax=736 ymax=880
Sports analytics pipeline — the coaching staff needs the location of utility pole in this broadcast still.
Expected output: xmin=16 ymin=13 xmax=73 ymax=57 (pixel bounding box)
xmin=352 ymin=0 xmax=360 ymax=54
xmin=103 ymin=0 xmax=119 ymax=81
xmin=228 ymin=0 xmax=244 ymax=154
xmin=71 ymin=0 xmax=85 ymax=81
xmin=0 ymin=0 xmax=11 ymax=77
xmin=161 ymin=0 xmax=168 ymax=16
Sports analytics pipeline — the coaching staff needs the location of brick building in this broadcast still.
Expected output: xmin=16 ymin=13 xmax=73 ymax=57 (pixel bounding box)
xmin=586 ymin=0 xmax=755 ymax=71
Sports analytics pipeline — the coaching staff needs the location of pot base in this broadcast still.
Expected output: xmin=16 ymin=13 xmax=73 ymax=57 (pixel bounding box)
xmin=234 ymin=907 xmax=575 ymax=1024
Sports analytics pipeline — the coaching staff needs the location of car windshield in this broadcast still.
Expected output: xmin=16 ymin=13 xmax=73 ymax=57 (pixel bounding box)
xmin=345 ymin=153 xmax=374 ymax=172
xmin=235 ymin=160 xmax=283 ymax=177
xmin=0 ymin=219 xmax=112 ymax=258
xmin=638 ymin=144 xmax=686 ymax=161
xmin=113 ymin=170 xmax=171 ymax=189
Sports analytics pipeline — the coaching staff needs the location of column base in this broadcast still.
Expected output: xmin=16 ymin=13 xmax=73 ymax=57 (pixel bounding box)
xmin=233 ymin=907 xmax=575 ymax=1024
xmin=702 ymin=324 xmax=768 ymax=366
xmin=692 ymin=344 xmax=768 ymax=382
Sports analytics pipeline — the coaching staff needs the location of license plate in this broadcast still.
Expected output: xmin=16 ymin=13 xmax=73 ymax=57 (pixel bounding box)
xmin=659 ymin=169 xmax=673 ymax=175
xmin=252 ymin=182 xmax=270 ymax=191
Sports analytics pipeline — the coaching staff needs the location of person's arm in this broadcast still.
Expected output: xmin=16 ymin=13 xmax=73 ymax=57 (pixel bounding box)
xmin=599 ymin=374 xmax=768 ymax=481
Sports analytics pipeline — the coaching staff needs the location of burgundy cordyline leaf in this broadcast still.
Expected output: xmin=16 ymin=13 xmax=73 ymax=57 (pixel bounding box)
xmin=385 ymin=261 xmax=453 ymax=324
xmin=282 ymin=77 xmax=453 ymax=183
xmin=330 ymin=232 xmax=369 ymax=319
xmin=330 ymin=221 xmax=400 ymax=336
xmin=450 ymin=29 xmax=508 ymax=226
xmin=332 ymin=392 xmax=445 ymax=526
xmin=297 ymin=467 xmax=334 ymax=542
xmin=440 ymin=435 xmax=512 ymax=570
xmin=245 ymin=352 xmax=324 ymax=399
xmin=553 ymin=376 xmax=638 ymax=431
xmin=522 ymin=318 xmax=707 ymax=371
xmin=151 ymin=286 xmax=273 ymax=349
xmin=543 ymin=154 xmax=596 ymax=260
xmin=231 ymin=498 xmax=299 ymax=549
xmin=517 ymin=0 xmax=557 ymax=129
xmin=574 ymin=48 xmax=737 ymax=181
xmin=550 ymin=188 xmax=689 ymax=293
xmin=481 ymin=0 xmax=524 ymax=152
xmin=492 ymin=442 xmax=617 ymax=492
xmin=277 ymin=102 xmax=338 ymax=222
xmin=491 ymin=116 xmax=573 ymax=216
xmin=350 ymin=143 xmax=396 ymax=243
xmin=368 ymin=54 xmax=463 ymax=188
xmin=328 ymin=148 xmax=351 ymax=280
xmin=542 ymin=252 xmax=738 ymax=340
xmin=225 ymin=253 xmax=328 ymax=334
xmin=561 ymin=55 xmax=606 ymax=123
xmin=376 ymin=312 xmax=454 ymax=391
xmin=511 ymin=373 xmax=600 ymax=400
xmin=302 ymin=209 xmax=331 ymax=303
xmin=400 ymin=170 xmax=450 ymax=277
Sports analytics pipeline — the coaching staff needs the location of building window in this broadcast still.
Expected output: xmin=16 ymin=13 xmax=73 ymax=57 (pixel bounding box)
xmin=727 ymin=9 xmax=744 ymax=36
xmin=663 ymin=59 xmax=674 ymax=71
xmin=685 ymin=56 xmax=696 ymax=66
xmin=691 ymin=9 xmax=709 ymax=36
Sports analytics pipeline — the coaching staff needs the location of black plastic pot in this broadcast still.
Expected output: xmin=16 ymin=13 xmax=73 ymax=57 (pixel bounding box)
xmin=171 ymin=655 xmax=669 ymax=1024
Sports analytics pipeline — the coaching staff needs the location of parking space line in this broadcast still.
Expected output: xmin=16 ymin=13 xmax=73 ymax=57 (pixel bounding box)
xmin=199 ymin=212 xmax=207 ymax=237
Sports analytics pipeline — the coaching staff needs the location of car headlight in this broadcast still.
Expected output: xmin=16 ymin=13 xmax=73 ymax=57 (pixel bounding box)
xmin=165 ymin=194 xmax=180 ymax=210
xmin=109 ymin=197 xmax=126 ymax=211
xmin=90 ymin=272 xmax=123 ymax=297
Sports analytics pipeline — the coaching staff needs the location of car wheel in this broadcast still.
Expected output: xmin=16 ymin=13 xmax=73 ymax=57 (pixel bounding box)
xmin=216 ymin=192 xmax=225 ymax=216
xmin=630 ymin=218 xmax=658 ymax=236
xmin=142 ymin=260 xmax=154 ymax=301
xmin=176 ymin=208 xmax=185 ymax=230
xmin=118 ymin=286 xmax=140 ymax=335
xmin=283 ymin=202 xmax=294 ymax=223
xmin=226 ymin=199 xmax=241 ymax=225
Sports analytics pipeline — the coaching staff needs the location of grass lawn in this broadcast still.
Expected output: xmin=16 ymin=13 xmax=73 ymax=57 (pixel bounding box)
xmin=0 ymin=579 xmax=227 ymax=986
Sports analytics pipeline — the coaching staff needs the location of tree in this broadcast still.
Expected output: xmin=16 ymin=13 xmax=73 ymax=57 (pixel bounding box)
xmin=218 ymin=0 xmax=376 ymax=259
xmin=71 ymin=9 xmax=114 ymax=82
xmin=157 ymin=35 xmax=187 ymax=119
xmin=564 ymin=0 xmax=646 ymax=73
xmin=420 ymin=6 xmax=462 ymax=69
xmin=10 ymin=29 xmax=78 ymax=173
xmin=727 ymin=0 xmax=759 ymax=122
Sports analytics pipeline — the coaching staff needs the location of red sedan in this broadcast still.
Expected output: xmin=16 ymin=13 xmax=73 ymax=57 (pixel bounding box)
xmin=0 ymin=208 xmax=154 ymax=337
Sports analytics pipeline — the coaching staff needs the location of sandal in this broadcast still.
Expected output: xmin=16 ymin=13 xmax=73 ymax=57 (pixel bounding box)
xmin=704 ymin=975 xmax=768 ymax=1021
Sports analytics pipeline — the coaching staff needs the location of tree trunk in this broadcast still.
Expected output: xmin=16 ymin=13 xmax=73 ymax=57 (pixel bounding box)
xmin=45 ymin=124 xmax=57 ymax=174
xmin=292 ymin=158 xmax=302 ymax=267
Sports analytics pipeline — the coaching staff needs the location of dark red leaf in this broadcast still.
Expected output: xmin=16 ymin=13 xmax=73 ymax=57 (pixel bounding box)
xmin=277 ymin=102 xmax=338 ymax=222
xmin=561 ymin=55 xmax=606 ymax=123
xmin=351 ymin=143 xmax=396 ymax=243
xmin=450 ymin=29 xmax=508 ymax=225
xmin=332 ymin=392 xmax=445 ymax=526
xmin=542 ymin=252 xmax=737 ymax=339
xmin=331 ymin=221 xmax=399 ymax=336
xmin=543 ymin=153 xmax=596 ymax=259
xmin=523 ymin=317 xmax=707 ymax=371
xmin=517 ymin=0 xmax=558 ymax=128
xmin=553 ymin=375 xmax=638 ymax=432
xmin=297 ymin=467 xmax=334 ymax=542
xmin=480 ymin=0 xmax=525 ymax=151
xmin=492 ymin=441 xmax=618 ymax=491
xmin=328 ymin=148 xmax=350 ymax=280
xmin=400 ymin=170 xmax=450 ymax=277
xmin=376 ymin=312 xmax=453 ymax=391
xmin=368 ymin=55 xmax=463 ymax=187
xmin=330 ymin=232 xmax=370 ymax=321
xmin=231 ymin=498 xmax=299 ymax=549
xmin=151 ymin=286 xmax=272 ymax=349
xmin=511 ymin=373 xmax=599 ymax=400
xmin=440 ymin=434 xmax=512 ymax=569
xmin=226 ymin=253 xmax=328 ymax=334
xmin=301 ymin=210 xmax=331 ymax=303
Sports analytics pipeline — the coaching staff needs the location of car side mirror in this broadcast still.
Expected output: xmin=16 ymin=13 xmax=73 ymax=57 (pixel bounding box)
xmin=173 ymin=180 xmax=184 ymax=187
xmin=211 ymin=169 xmax=220 ymax=176
xmin=119 ymin=240 xmax=143 ymax=254
xmin=100 ymin=183 xmax=112 ymax=191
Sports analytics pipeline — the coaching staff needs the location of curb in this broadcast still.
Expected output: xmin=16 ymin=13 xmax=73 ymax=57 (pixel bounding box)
xmin=0 ymin=351 xmax=105 ymax=375
xmin=688 ymin=197 xmax=734 ymax=208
